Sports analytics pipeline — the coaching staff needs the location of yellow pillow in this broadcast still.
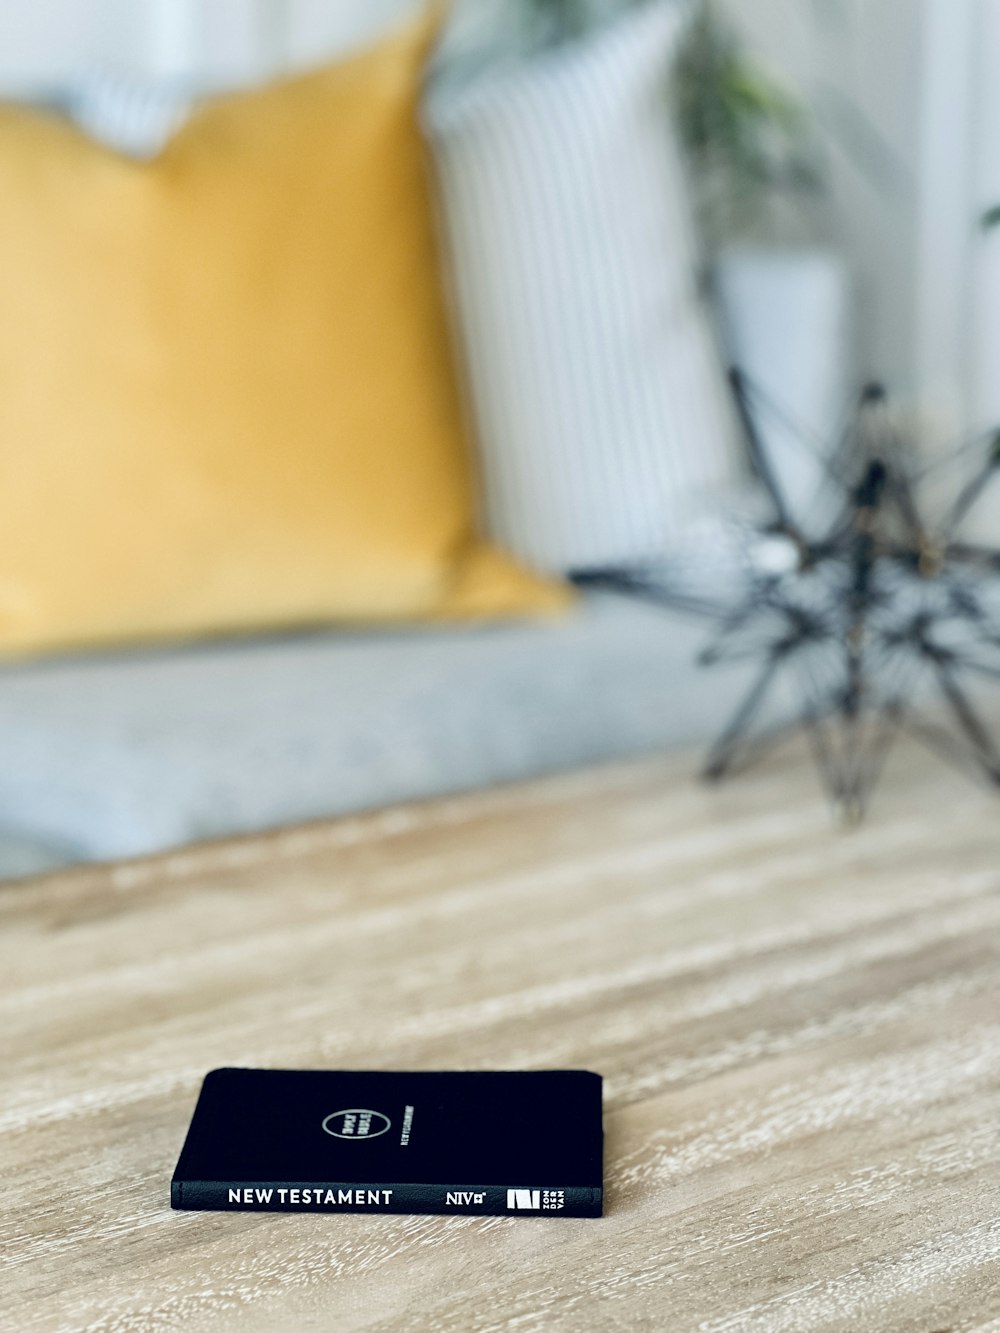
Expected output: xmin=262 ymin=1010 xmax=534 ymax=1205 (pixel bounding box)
xmin=0 ymin=10 xmax=566 ymax=655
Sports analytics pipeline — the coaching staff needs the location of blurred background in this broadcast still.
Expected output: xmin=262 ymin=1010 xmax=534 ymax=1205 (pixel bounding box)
xmin=2 ymin=0 xmax=999 ymax=878
xmin=6 ymin=0 xmax=1000 ymax=420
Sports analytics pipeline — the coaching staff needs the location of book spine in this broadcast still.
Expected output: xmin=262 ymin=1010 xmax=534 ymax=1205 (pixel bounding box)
xmin=172 ymin=1180 xmax=602 ymax=1217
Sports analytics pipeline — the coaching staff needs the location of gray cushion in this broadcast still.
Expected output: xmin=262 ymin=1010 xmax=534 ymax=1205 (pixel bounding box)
xmin=0 ymin=592 xmax=772 ymax=877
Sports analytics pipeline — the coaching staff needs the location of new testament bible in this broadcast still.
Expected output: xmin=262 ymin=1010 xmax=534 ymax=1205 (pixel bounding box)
xmin=171 ymin=1068 xmax=603 ymax=1217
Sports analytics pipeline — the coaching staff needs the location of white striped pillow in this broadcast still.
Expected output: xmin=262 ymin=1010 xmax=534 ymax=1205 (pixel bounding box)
xmin=68 ymin=71 xmax=190 ymax=159
xmin=426 ymin=0 xmax=740 ymax=572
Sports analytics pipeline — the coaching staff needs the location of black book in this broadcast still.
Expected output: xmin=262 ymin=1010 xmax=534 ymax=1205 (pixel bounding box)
xmin=171 ymin=1068 xmax=603 ymax=1217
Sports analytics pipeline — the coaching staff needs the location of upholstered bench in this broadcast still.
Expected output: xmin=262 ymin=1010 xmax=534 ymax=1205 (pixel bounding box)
xmin=0 ymin=592 xmax=769 ymax=879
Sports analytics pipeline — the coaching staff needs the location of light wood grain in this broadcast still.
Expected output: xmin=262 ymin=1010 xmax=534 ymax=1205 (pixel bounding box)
xmin=3 ymin=739 xmax=1000 ymax=1332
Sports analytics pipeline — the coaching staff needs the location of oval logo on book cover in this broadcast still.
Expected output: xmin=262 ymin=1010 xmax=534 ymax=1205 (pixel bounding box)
xmin=321 ymin=1108 xmax=391 ymax=1140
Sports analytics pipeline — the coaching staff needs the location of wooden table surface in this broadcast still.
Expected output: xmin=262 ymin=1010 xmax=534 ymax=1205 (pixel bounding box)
xmin=4 ymin=740 xmax=1000 ymax=1332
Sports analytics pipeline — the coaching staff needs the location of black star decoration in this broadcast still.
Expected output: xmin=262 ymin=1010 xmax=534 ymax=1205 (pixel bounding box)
xmin=578 ymin=373 xmax=1000 ymax=821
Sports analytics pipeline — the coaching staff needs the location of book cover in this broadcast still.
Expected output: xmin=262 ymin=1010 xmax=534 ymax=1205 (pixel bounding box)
xmin=171 ymin=1068 xmax=603 ymax=1217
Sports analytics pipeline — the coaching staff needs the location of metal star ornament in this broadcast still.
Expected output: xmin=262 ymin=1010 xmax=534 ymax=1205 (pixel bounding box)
xmin=578 ymin=374 xmax=1000 ymax=822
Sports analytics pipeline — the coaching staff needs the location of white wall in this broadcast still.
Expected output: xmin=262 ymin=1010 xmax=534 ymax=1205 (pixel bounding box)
xmin=0 ymin=0 xmax=144 ymax=87
xmin=724 ymin=3 xmax=920 ymax=400
xmin=728 ymin=0 xmax=1000 ymax=447
xmin=0 ymin=0 xmax=418 ymax=89
xmin=968 ymin=0 xmax=1000 ymax=437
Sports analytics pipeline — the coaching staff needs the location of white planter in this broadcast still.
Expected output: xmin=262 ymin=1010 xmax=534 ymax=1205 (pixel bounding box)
xmin=714 ymin=247 xmax=853 ymax=522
